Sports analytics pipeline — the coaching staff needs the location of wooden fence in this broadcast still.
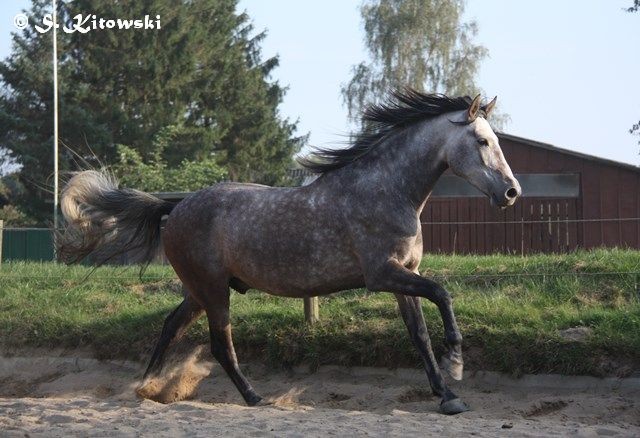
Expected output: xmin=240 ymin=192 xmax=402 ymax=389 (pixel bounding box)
xmin=421 ymin=197 xmax=582 ymax=254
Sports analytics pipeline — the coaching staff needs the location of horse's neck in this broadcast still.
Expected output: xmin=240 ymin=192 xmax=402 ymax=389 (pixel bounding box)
xmin=346 ymin=119 xmax=449 ymax=211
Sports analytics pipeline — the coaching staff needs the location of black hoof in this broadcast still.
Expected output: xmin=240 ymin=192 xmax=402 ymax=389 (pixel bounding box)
xmin=440 ymin=398 xmax=470 ymax=415
xmin=245 ymin=393 xmax=265 ymax=407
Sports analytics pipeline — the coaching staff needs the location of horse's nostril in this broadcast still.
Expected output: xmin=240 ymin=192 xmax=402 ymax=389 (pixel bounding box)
xmin=505 ymin=187 xmax=518 ymax=199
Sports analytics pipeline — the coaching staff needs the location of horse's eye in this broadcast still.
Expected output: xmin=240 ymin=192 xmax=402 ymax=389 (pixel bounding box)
xmin=478 ymin=138 xmax=489 ymax=146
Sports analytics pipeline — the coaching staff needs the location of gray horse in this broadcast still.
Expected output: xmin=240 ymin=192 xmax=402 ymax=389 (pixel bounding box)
xmin=57 ymin=90 xmax=520 ymax=415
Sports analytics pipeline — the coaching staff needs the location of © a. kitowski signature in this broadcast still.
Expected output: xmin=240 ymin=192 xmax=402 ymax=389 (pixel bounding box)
xmin=14 ymin=13 xmax=161 ymax=33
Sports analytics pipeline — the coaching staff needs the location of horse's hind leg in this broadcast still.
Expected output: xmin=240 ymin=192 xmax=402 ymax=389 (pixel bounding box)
xmin=143 ymin=295 xmax=204 ymax=379
xmin=203 ymin=287 xmax=263 ymax=406
xmin=395 ymin=294 xmax=469 ymax=415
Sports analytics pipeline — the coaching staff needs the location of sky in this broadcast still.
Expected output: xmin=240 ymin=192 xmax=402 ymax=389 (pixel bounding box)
xmin=1 ymin=0 xmax=639 ymax=165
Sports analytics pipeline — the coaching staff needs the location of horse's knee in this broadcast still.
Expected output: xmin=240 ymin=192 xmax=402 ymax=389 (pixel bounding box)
xmin=434 ymin=286 xmax=452 ymax=306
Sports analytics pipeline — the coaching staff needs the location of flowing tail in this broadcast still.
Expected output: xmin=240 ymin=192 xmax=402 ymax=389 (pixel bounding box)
xmin=56 ymin=170 xmax=176 ymax=266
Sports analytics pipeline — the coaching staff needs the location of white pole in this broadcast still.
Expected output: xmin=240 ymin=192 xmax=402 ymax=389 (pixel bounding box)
xmin=52 ymin=0 xmax=59 ymax=233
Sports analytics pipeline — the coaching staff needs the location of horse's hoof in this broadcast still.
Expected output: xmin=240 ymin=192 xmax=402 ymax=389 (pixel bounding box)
xmin=439 ymin=398 xmax=470 ymax=415
xmin=246 ymin=394 xmax=269 ymax=407
xmin=441 ymin=354 xmax=464 ymax=381
xmin=254 ymin=398 xmax=273 ymax=407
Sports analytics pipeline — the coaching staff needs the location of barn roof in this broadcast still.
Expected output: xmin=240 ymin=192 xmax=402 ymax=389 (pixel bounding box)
xmin=499 ymin=133 xmax=640 ymax=174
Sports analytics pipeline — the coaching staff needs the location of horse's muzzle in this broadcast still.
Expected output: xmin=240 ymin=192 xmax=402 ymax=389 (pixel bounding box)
xmin=491 ymin=181 xmax=521 ymax=208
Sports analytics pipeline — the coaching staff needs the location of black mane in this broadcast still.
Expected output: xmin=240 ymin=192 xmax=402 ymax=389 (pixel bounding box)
xmin=299 ymin=89 xmax=476 ymax=174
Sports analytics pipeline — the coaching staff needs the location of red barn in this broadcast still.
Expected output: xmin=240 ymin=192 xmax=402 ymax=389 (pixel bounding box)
xmin=422 ymin=133 xmax=640 ymax=254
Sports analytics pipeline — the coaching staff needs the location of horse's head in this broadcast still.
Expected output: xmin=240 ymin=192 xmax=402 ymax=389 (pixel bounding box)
xmin=444 ymin=95 xmax=521 ymax=208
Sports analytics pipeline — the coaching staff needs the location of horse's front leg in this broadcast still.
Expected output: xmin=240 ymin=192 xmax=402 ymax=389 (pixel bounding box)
xmin=394 ymin=294 xmax=468 ymax=414
xmin=365 ymin=261 xmax=467 ymax=413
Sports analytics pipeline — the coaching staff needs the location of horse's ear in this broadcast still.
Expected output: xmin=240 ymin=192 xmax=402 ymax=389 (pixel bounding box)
xmin=468 ymin=94 xmax=482 ymax=121
xmin=483 ymin=96 xmax=497 ymax=117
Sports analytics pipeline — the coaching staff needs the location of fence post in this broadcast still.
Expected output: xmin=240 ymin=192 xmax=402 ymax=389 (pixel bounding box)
xmin=301 ymin=174 xmax=320 ymax=325
xmin=304 ymin=296 xmax=319 ymax=325
xmin=0 ymin=220 xmax=3 ymax=264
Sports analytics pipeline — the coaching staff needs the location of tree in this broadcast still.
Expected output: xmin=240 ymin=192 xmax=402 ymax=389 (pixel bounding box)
xmin=0 ymin=175 xmax=34 ymax=226
xmin=0 ymin=0 xmax=305 ymax=224
xmin=113 ymin=126 xmax=228 ymax=192
xmin=628 ymin=1 xmax=640 ymax=12
xmin=342 ymin=0 xmax=499 ymax=129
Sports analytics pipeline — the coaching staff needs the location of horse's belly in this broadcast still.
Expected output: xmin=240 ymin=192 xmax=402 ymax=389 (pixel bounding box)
xmin=230 ymin=238 xmax=364 ymax=296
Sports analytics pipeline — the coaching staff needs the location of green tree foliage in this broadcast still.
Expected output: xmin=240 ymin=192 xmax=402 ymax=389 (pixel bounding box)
xmin=113 ymin=126 xmax=227 ymax=192
xmin=0 ymin=0 xmax=305 ymax=224
xmin=628 ymin=1 xmax=640 ymax=12
xmin=0 ymin=204 xmax=32 ymax=226
xmin=0 ymin=175 xmax=34 ymax=226
xmin=342 ymin=0 xmax=498 ymax=129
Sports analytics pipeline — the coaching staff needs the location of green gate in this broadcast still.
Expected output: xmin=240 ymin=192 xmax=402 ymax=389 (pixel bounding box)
xmin=1 ymin=229 xmax=55 ymax=262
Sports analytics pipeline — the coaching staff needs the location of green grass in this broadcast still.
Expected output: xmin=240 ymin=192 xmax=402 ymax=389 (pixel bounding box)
xmin=1 ymin=249 xmax=639 ymax=376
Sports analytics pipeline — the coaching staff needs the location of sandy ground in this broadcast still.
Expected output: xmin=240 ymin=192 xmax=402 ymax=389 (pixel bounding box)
xmin=1 ymin=349 xmax=639 ymax=437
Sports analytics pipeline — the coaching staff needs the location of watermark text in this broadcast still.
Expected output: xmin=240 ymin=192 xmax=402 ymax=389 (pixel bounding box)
xmin=13 ymin=13 xmax=161 ymax=33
